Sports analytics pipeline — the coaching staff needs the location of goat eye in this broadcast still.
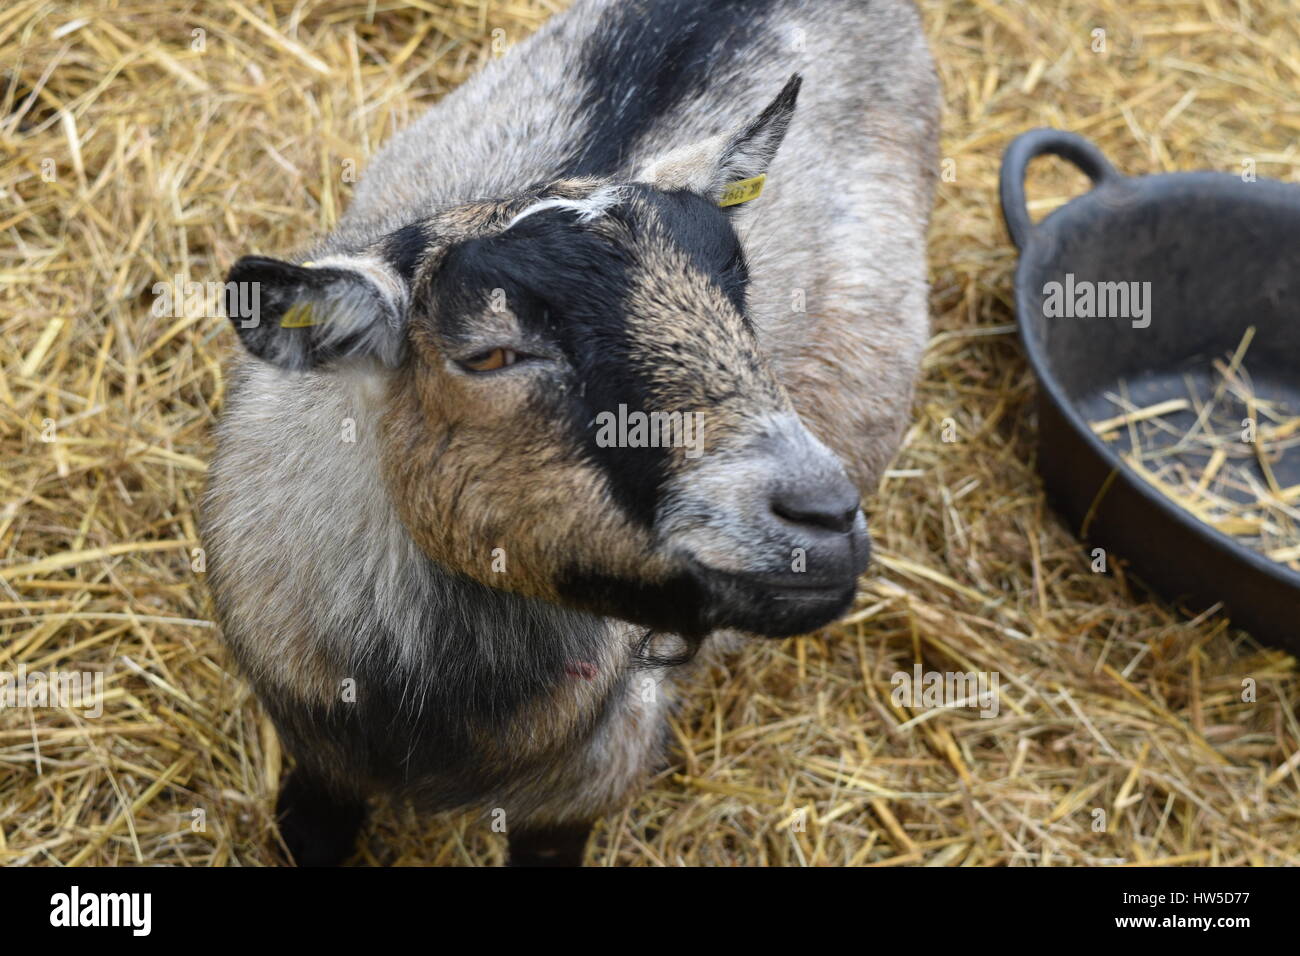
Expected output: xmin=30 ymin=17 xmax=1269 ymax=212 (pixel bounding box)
xmin=460 ymin=348 xmax=518 ymax=372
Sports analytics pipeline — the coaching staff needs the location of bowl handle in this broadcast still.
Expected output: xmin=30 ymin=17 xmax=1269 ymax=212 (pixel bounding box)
xmin=999 ymin=128 xmax=1119 ymax=250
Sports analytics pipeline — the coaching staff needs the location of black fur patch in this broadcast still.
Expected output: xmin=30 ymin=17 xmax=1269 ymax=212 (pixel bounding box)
xmin=558 ymin=565 xmax=714 ymax=640
xmin=564 ymin=0 xmax=783 ymax=177
xmin=559 ymin=561 xmax=861 ymax=642
xmin=382 ymin=221 xmax=433 ymax=281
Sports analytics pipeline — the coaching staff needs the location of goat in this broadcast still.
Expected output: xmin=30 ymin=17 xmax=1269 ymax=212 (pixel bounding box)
xmin=201 ymin=0 xmax=939 ymax=866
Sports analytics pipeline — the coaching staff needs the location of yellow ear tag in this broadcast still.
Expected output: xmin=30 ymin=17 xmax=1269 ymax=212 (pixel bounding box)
xmin=280 ymin=302 xmax=318 ymax=328
xmin=718 ymin=174 xmax=766 ymax=207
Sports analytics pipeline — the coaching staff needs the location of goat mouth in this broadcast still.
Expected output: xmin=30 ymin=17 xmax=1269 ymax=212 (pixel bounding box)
xmin=705 ymin=569 xmax=857 ymax=594
xmin=687 ymin=562 xmax=862 ymax=638
xmin=553 ymin=561 xmax=859 ymax=641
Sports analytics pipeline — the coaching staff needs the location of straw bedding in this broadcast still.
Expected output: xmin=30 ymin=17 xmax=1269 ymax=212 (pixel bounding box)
xmin=1090 ymin=332 xmax=1300 ymax=573
xmin=2 ymin=0 xmax=1298 ymax=866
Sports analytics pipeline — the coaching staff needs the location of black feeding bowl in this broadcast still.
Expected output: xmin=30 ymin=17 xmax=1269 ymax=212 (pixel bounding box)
xmin=999 ymin=128 xmax=1300 ymax=653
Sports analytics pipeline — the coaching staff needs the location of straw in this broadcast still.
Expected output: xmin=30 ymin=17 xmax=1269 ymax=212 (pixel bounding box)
xmin=1095 ymin=329 xmax=1300 ymax=570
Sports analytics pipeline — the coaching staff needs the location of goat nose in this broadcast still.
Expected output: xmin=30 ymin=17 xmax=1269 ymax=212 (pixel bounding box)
xmin=769 ymin=480 xmax=861 ymax=535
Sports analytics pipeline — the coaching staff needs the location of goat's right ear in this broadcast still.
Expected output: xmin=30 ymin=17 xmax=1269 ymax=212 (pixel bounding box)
xmin=224 ymin=254 xmax=409 ymax=371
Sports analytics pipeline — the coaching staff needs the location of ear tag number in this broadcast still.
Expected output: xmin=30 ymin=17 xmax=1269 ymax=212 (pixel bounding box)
xmin=719 ymin=174 xmax=766 ymax=207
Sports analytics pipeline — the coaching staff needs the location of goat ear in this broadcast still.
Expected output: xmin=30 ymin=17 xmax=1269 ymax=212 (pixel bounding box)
xmin=636 ymin=74 xmax=801 ymax=204
xmin=224 ymin=254 xmax=409 ymax=371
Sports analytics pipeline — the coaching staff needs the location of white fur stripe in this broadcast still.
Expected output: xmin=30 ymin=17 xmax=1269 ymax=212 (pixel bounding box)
xmin=506 ymin=185 xmax=626 ymax=230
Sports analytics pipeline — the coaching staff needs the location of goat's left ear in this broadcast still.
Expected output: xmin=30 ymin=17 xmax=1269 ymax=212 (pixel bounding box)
xmin=224 ymin=254 xmax=409 ymax=371
xmin=636 ymin=73 xmax=801 ymax=204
